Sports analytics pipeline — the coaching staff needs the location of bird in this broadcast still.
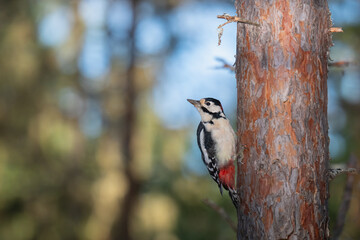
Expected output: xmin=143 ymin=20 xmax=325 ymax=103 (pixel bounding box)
xmin=187 ymin=97 xmax=239 ymax=207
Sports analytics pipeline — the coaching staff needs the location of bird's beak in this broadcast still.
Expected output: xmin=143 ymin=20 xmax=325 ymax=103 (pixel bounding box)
xmin=187 ymin=99 xmax=200 ymax=107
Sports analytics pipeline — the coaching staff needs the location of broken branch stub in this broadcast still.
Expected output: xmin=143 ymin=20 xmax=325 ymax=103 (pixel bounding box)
xmin=217 ymin=14 xmax=260 ymax=46
xmin=330 ymin=27 xmax=343 ymax=33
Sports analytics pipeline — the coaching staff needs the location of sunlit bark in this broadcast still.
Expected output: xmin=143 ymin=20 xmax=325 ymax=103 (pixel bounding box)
xmin=235 ymin=0 xmax=332 ymax=239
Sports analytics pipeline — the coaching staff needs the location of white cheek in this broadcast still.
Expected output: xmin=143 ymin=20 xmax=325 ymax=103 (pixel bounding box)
xmin=209 ymin=105 xmax=220 ymax=112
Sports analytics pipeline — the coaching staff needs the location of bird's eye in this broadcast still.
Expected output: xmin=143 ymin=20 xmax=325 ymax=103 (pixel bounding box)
xmin=205 ymin=102 xmax=211 ymax=106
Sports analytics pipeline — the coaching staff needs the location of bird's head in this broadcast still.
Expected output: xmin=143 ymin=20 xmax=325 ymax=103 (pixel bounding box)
xmin=187 ymin=97 xmax=225 ymax=122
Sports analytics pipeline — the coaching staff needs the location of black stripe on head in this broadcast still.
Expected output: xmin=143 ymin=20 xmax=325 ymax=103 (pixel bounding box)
xmin=201 ymin=106 xmax=212 ymax=115
xmin=201 ymin=107 xmax=224 ymax=119
xmin=204 ymin=98 xmax=221 ymax=106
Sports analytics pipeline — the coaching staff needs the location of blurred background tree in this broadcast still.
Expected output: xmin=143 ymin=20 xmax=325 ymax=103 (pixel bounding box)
xmin=0 ymin=0 xmax=358 ymax=240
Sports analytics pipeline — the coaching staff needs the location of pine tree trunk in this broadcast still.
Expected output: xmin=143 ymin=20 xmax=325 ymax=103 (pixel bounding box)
xmin=235 ymin=0 xmax=332 ymax=239
xmin=110 ymin=0 xmax=140 ymax=239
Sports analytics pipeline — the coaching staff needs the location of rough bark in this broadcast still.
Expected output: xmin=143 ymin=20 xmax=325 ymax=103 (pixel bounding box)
xmin=235 ymin=0 xmax=332 ymax=239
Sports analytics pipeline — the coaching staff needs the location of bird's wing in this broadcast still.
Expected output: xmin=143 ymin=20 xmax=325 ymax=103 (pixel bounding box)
xmin=197 ymin=122 xmax=223 ymax=194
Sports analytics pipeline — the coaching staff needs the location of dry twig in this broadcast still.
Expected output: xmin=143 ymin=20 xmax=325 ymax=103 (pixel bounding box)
xmin=330 ymin=27 xmax=343 ymax=33
xmin=217 ymin=14 xmax=260 ymax=26
xmin=217 ymin=14 xmax=260 ymax=46
xmin=328 ymin=167 xmax=357 ymax=181
xmin=332 ymin=154 xmax=359 ymax=240
xmin=328 ymin=61 xmax=353 ymax=68
xmin=215 ymin=57 xmax=235 ymax=72
xmin=203 ymin=198 xmax=237 ymax=232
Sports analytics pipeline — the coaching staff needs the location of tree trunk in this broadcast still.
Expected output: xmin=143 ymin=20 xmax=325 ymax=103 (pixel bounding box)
xmin=110 ymin=0 xmax=140 ymax=239
xmin=235 ymin=0 xmax=332 ymax=239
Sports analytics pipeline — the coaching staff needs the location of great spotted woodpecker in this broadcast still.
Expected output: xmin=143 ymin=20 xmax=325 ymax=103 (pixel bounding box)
xmin=188 ymin=97 xmax=239 ymax=207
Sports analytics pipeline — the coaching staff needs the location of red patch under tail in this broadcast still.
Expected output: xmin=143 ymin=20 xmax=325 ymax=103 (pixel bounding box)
xmin=219 ymin=161 xmax=235 ymax=190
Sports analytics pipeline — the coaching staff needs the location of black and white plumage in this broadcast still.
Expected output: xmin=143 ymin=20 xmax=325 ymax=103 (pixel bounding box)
xmin=197 ymin=122 xmax=223 ymax=193
xmin=188 ymin=97 xmax=239 ymax=207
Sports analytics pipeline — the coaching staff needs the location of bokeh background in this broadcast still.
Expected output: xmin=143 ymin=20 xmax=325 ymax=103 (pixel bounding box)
xmin=0 ymin=0 xmax=359 ymax=239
